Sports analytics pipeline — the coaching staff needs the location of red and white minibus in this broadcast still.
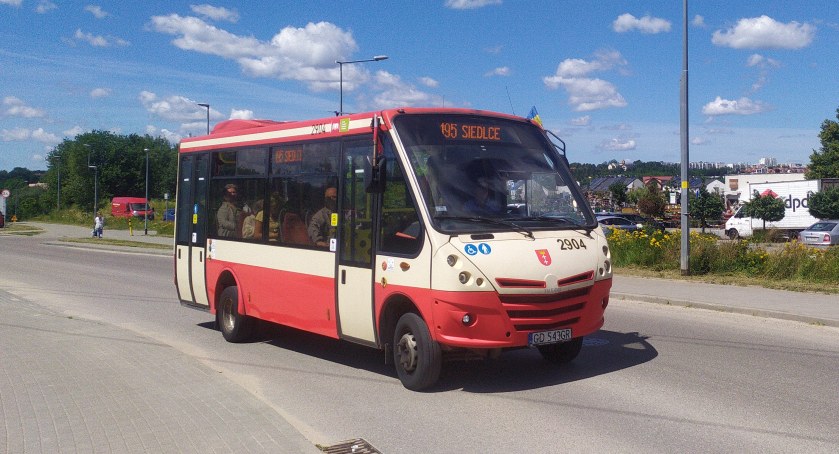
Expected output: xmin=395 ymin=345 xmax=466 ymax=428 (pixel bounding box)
xmin=174 ymin=108 xmax=612 ymax=390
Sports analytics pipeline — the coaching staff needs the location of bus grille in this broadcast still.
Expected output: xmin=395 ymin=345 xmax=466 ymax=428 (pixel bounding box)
xmin=499 ymin=287 xmax=591 ymax=332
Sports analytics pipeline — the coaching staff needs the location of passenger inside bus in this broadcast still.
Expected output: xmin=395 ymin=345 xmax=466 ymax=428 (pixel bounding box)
xmin=216 ymin=183 xmax=240 ymax=238
xmin=255 ymin=192 xmax=282 ymax=241
xmin=308 ymin=186 xmax=337 ymax=247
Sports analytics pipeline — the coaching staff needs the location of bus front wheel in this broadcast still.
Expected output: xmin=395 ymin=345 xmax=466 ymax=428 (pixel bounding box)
xmin=538 ymin=337 xmax=583 ymax=364
xmin=393 ymin=313 xmax=442 ymax=391
xmin=218 ymin=286 xmax=253 ymax=343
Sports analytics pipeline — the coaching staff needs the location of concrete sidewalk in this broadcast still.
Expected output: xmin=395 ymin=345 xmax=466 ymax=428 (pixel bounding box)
xmin=0 ymin=289 xmax=320 ymax=453
xmin=612 ymin=274 xmax=839 ymax=327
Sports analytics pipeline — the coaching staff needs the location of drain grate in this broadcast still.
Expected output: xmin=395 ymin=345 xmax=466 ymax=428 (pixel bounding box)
xmin=317 ymin=438 xmax=381 ymax=454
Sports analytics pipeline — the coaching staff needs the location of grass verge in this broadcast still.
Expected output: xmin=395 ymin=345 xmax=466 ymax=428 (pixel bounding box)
xmin=60 ymin=237 xmax=172 ymax=250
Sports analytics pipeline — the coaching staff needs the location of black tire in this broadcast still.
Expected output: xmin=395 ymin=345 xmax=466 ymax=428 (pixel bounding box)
xmin=726 ymin=229 xmax=739 ymax=240
xmin=218 ymin=286 xmax=253 ymax=343
xmin=393 ymin=313 xmax=442 ymax=391
xmin=538 ymin=337 xmax=583 ymax=364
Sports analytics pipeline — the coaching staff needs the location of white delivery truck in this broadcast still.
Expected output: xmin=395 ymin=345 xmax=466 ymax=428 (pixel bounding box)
xmin=724 ymin=179 xmax=819 ymax=239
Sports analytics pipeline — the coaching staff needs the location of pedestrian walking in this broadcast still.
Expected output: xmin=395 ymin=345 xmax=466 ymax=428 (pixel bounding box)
xmin=93 ymin=212 xmax=104 ymax=238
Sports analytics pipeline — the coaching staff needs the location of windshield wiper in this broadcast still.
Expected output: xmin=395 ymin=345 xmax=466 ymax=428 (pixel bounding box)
xmin=437 ymin=215 xmax=534 ymax=239
xmin=513 ymin=216 xmax=597 ymax=237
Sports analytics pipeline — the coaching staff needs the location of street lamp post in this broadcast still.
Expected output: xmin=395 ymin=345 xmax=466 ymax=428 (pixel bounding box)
xmin=54 ymin=154 xmax=61 ymax=210
xmin=336 ymin=55 xmax=388 ymax=115
xmin=144 ymin=147 xmax=149 ymax=235
xmin=197 ymin=103 xmax=210 ymax=135
xmin=84 ymin=144 xmax=98 ymax=219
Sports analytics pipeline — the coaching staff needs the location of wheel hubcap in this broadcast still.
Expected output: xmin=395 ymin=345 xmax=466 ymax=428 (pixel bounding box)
xmin=396 ymin=332 xmax=418 ymax=373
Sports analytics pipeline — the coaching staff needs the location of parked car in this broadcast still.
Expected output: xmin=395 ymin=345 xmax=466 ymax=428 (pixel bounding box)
xmin=597 ymin=215 xmax=642 ymax=235
xmin=798 ymin=220 xmax=839 ymax=247
xmin=597 ymin=212 xmax=664 ymax=231
xmin=163 ymin=208 xmax=175 ymax=221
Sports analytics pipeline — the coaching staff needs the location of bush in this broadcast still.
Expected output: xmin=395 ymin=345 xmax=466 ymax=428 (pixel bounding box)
xmin=606 ymin=228 xmax=839 ymax=286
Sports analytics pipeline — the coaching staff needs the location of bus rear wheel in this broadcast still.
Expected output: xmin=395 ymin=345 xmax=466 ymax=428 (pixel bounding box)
xmin=218 ymin=286 xmax=253 ymax=343
xmin=538 ymin=337 xmax=583 ymax=364
xmin=393 ymin=313 xmax=442 ymax=391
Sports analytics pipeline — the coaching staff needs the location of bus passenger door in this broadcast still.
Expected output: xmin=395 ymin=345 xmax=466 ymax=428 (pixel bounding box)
xmin=336 ymin=141 xmax=376 ymax=345
xmin=175 ymin=153 xmax=210 ymax=308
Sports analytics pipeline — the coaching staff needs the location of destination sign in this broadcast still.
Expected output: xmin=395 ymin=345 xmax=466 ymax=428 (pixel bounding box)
xmin=273 ymin=148 xmax=303 ymax=164
xmin=440 ymin=122 xmax=502 ymax=141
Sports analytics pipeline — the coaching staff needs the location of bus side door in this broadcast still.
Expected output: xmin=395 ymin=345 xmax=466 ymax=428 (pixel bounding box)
xmin=175 ymin=153 xmax=210 ymax=308
xmin=336 ymin=140 xmax=377 ymax=345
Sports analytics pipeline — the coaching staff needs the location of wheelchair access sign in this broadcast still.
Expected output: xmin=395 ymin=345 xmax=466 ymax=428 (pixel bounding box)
xmin=464 ymin=243 xmax=492 ymax=256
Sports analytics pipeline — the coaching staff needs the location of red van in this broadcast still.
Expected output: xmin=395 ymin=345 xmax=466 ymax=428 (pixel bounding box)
xmin=111 ymin=197 xmax=154 ymax=220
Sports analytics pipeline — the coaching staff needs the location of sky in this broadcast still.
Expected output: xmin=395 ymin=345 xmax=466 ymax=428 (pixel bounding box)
xmin=1 ymin=0 xmax=837 ymax=172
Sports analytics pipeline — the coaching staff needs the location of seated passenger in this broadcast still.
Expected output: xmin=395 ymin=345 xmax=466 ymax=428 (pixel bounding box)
xmin=216 ymin=183 xmax=240 ymax=238
xmin=308 ymin=187 xmax=337 ymax=247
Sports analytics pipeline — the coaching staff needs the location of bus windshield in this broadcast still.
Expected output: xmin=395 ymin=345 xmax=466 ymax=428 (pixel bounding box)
xmin=394 ymin=114 xmax=596 ymax=234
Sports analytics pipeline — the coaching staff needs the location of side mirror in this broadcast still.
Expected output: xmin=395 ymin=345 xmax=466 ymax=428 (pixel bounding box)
xmin=366 ymin=114 xmax=386 ymax=194
xmin=366 ymin=155 xmax=386 ymax=194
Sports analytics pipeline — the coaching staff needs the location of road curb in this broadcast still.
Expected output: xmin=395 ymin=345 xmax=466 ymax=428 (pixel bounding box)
xmin=42 ymin=240 xmax=173 ymax=257
xmin=612 ymin=292 xmax=839 ymax=328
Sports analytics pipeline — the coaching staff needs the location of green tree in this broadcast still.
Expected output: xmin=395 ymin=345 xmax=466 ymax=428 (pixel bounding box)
xmin=808 ymin=186 xmax=839 ymax=219
xmin=805 ymin=107 xmax=839 ymax=179
xmin=608 ymin=182 xmax=628 ymax=210
xmin=744 ymin=191 xmax=786 ymax=229
xmin=43 ymin=131 xmax=177 ymax=215
xmin=689 ymin=188 xmax=725 ymax=232
xmin=635 ymin=184 xmax=666 ymax=218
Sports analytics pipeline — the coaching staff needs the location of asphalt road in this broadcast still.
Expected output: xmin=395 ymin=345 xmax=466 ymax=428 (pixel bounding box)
xmin=1 ymin=230 xmax=838 ymax=453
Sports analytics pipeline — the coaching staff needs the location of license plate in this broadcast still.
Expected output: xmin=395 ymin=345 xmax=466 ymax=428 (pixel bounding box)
xmin=528 ymin=328 xmax=572 ymax=346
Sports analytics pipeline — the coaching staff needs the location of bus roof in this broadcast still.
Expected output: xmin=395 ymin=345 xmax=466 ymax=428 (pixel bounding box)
xmin=179 ymin=107 xmax=531 ymax=153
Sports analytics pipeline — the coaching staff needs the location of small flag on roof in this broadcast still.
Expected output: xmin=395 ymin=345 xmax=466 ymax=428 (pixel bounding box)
xmin=527 ymin=106 xmax=542 ymax=127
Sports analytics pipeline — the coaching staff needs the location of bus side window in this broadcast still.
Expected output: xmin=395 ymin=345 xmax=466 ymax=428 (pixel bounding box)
xmin=379 ymin=150 xmax=422 ymax=256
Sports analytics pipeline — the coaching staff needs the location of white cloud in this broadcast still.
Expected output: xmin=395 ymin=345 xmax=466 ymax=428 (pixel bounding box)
xmin=3 ymin=96 xmax=46 ymax=118
xmin=418 ymin=76 xmax=438 ymax=88
xmin=64 ymin=126 xmax=84 ymax=138
xmin=712 ymin=16 xmax=814 ymax=49
xmin=146 ymin=125 xmax=183 ymax=143
xmin=229 ymin=109 xmax=253 ymax=120
xmin=484 ymin=66 xmax=510 ymax=77
xmin=484 ymin=45 xmax=503 ymax=54
xmin=368 ymin=70 xmax=446 ymax=109
xmin=598 ymin=138 xmax=636 ymax=151
xmin=73 ymin=29 xmax=129 ymax=47
xmin=190 ymin=4 xmax=239 ymax=22
xmin=90 ymin=87 xmax=112 ymax=98
xmin=1 ymin=127 xmax=30 ymax=141
xmin=746 ymin=54 xmax=780 ymax=68
xmin=0 ymin=0 xmax=22 ymax=7
xmin=35 ymin=1 xmax=56 ymax=13
xmin=746 ymin=54 xmax=781 ymax=92
xmin=692 ymin=15 xmax=706 ymax=28
xmin=149 ymin=16 xmax=358 ymax=91
xmin=690 ymin=136 xmax=708 ymax=146
xmin=139 ymin=90 xmax=222 ymax=123
xmin=31 ymin=127 xmax=59 ymax=144
xmin=702 ymin=96 xmax=771 ymax=116
xmin=570 ymin=115 xmax=591 ymax=126
xmin=543 ymin=50 xmax=628 ymax=112
xmin=613 ymin=13 xmax=671 ymax=34
xmin=445 ymin=0 xmax=502 ymax=10
xmin=0 ymin=127 xmax=59 ymax=145
xmin=84 ymin=5 xmax=108 ymax=19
